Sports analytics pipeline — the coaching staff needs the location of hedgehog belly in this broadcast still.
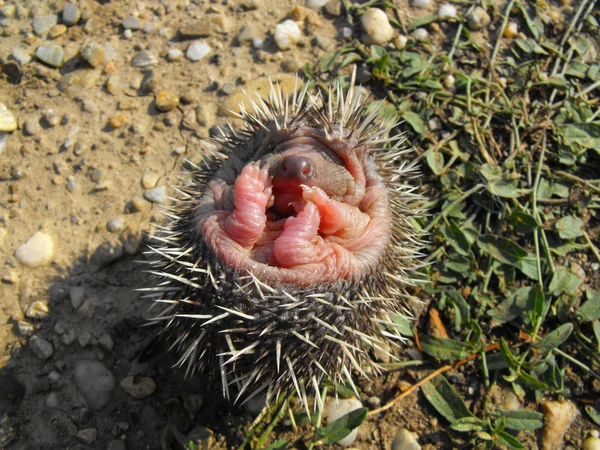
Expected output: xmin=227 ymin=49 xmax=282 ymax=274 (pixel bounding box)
xmin=146 ymin=75 xmax=423 ymax=410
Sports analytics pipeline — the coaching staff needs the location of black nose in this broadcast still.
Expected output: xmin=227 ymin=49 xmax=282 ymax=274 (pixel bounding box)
xmin=278 ymin=155 xmax=313 ymax=181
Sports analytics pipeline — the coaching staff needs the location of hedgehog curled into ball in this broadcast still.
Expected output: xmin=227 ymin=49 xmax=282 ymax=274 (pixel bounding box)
xmin=145 ymin=72 xmax=424 ymax=412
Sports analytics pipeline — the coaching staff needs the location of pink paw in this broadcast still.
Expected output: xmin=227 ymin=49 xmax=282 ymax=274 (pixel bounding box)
xmin=235 ymin=162 xmax=272 ymax=208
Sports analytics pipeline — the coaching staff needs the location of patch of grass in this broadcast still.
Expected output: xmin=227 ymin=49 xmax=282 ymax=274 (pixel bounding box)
xmin=300 ymin=0 xmax=600 ymax=448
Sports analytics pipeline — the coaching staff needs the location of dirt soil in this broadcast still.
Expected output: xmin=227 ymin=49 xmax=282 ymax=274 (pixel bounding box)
xmin=0 ymin=0 xmax=597 ymax=449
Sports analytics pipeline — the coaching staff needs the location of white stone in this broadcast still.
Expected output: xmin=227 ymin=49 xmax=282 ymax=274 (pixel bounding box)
xmin=11 ymin=47 xmax=31 ymax=65
xmin=186 ymin=41 xmax=211 ymax=61
xmin=411 ymin=28 xmax=429 ymax=41
xmin=466 ymin=6 xmax=491 ymax=30
xmin=0 ymin=103 xmax=17 ymax=132
xmin=438 ymin=4 xmax=457 ymax=17
xmin=15 ymin=232 xmax=55 ymax=267
xmin=274 ymin=20 xmax=302 ymax=50
xmin=412 ymin=0 xmax=430 ymax=8
xmin=0 ymin=133 xmax=7 ymax=155
xmin=306 ymin=0 xmax=328 ymax=8
xmin=167 ymin=48 xmax=183 ymax=61
xmin=252 ymin=38 xmax=264 ymax=49
xmin=361 ymin=8 xmax=394 ymax=45
xmin=325 ymin=398 xmax=363 ymax=446
xmin=342 ymin=27 xmax=353 ymax=39
xmin=392 ymin=429 xmax=421 ymax=450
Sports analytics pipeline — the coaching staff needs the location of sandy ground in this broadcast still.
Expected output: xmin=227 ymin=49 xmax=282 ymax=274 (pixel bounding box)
xmin=0 ymin=0 xmax=596 ymax=448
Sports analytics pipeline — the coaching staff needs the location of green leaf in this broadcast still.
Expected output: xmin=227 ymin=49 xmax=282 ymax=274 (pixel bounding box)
xmin=555 ymin=216 xmax=585 ymax=239
xmin=426 ymin=151 xmax=445 ymax=175
xmin=488 ymin=287 xmax=537 ymax=326
xmin=508 ymin=211 xmax=538 ymax=233
xmin=496 ymin=410 xmax=544 ymax=430
xmin=421 ymin=375 xmax=473 ymax=424
xmin=407 ymin=14 xmax=438 ymax=31
xmin=548 ymin=266 xmax=582 ymax=296
xmin=478 ymin=235 xmax=527 ymax=265
xmin=487 ymin=179 xmax=520 ymax=198
xmin=585 ymin=405 xmax=600 ymax=426
xmin=534 ymin=323 xmax=573 ymax=355
xmin=579 ymin=289 xmax=600 ymax=321
xmin=446 ymin=290 xmax=471 ymax=327
xmin=264 ymin=440 xmax=288 ymax=450
xmin=392 ymin=314 xmax=414 ymax=337
xmin=402 ymin=111 xmax=427 ymax=135
xmin=420 ymin=336 xmax=474 ymax=360
xmin=495 ymin=430 xmax=525 ymax=450
xmin=312 ymin=408 xmax=367 ymax=444
xmin=450 ymin=417 xmax=486 ymax=432
xmin=563 ymin=122 xmax=600 ymax=150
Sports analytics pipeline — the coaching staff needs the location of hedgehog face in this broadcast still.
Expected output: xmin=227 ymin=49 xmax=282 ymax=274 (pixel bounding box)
xmin=195 ymin=120 xmax=391 ymax=287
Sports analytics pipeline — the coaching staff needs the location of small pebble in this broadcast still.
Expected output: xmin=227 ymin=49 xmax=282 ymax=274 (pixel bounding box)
xmin=49 ymin=24 xmax=67 ymax=39
xmin=46 ymin=392 xmax=59 ymax=409
xmin=80 ymin=40 xmax=105 ymax=67
xmin=0 ymin=103 xmax=18 ymax=132
xmin=78 ymin=331 xmax=92 ymax=347
xmin=43 ymin=110 xmax=60 ymax=127
xmin=1 ymin=5 xmax=16 ymax=19
xmin=144 ymin=186 xmax=167 ymax=204
xmin=29 ymin=336 xmax=54 ymax=360
xmin=66 ymin=177 xmax=77 ymax=192
xmin=252 ymin=38 xmax=264 ymax=49
xmin=274 ymin=20 xmax=302 ymax=50
xmin=438 ymin=4 xmax=457 ymax=18
xmin=504 ymin=22 xmax=518 ymax=38
xmin=238 ymin=24 xmax=258 ymax=43
xmin=33 ymin=14 xmax=58 ymax=37
xmin=107 ymin=218 xmax=123 ymax=233
xmin=90 ymin=240 xmax=124 ymax=266
xmin=99 ymin=333 xmax=114 ymax=352
xmin=62 ymin=2 xmax=81 ymax=26
xmin=186 ymin=41 xmax=211 ymax=61
xmin=466 ymin=6 xmax=491 ymax=31
xmin=122 ymin=16 xmax=141 ymax=30
xmin=131 ymin=50 xmax=158 ymax=67
xmin=35 ymin=43 xmax=65 ymax=68
xmin=77 ymin=428 xmax=98 ymax=444
xmin=394 ymin=35 xmax=408 ymax=50
xmin=15 ymin=232 xmax=55 ymax=267
xmin=48 ymin=371 xmax=60 ymax=383
xmin=412 ymin=0 xmax=430 ymax=7
xmin=10 ymin=47 xmax=31 ymax=65
xmin=120 ymin=376 xmax=157 ymax=399
xmin=142 ymin=172 xmax=160 ymax=189
xmin=109 ymin=113 xmax=129 ymax=129
xmin=73 ymin=361 xmax=116 ymax=410
xmin=167 ymin=48 xmax=183 ymax=61
xmin=411 ymin=28 xmax=429 ymax=40
xmin=155 ymin=91 xmax=180 ymax=112
xmin=306 ymin=0 xmax=328 ymax=8
xmin=541 ymin=400 xmax=579 ymax=450
xmin=325 ymin=0 xmax=343 ymax=16
xmin=123 ymin=29 xmax=133 ymax=39
xmin=17 ymin=321 xmax=34 ymax=337
xmin=361 ymin=8 xmax=394 ymax=45
xmin=583 ymin=436 xmax=600 ymax=450
xmin=70 ymin=286 xmax=85 ymax=309
xmin=392 ymin=429 xmax=421 ymax=450
xmin=26 ymin=300 xmax=49 ymax=320
xmin=108 ymin=440 xmax=127 ymax=450
xmin=326 ymin=398 xmax=363 ymax=446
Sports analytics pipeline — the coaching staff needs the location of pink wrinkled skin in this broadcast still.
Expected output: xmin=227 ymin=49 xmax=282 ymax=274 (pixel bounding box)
xmin=196 ymin=130 xmax=390 ymax=287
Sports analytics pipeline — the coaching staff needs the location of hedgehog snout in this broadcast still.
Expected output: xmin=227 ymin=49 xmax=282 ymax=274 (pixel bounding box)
xmin=276 ymin=155 xmax=313 ymax=182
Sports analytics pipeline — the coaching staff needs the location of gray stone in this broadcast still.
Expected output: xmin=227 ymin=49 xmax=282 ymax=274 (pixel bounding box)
xmin=24 ymin=117 xmax=41 ymax=136
xmin=76 ymin=428 xmax=97 ymax=444
xmin=90 ymin=240 xmax=124 ymax=266
xmin=74 ymin=361 xmax=116 ymax=410
xmin=122 ymin=16 xmax=141 ymax=30
xmin=120 ymin=376 xmax=157 ymax=399
xmin=131 ymin=50 xmax=158 ymax=67
xmin=35 ymin=43 xmax=64 ymax=68
xmin=107 ymin=217 xmax=123 ymax=233
xmin=144 ymin=185 xmax=167 ymax=204
xmin=70 ymin=286 xmax=86 ymax=309
xmin=10 ymin=47 xmax=31 ymax=65
xmin=98 ymin=333 xmax=114 ymax=352
xmin=33 ymin=14 xmax=58 ymax=37
xmin=62 ymin=2 xmax=81 ymax=26
xmin=108 ymin=440 xmax=127 ymax=450
xmin=186 ymin=41 xmax=211 ymax=62
xmin=29 ymin=336 xmax=54 ymax=360
xmin=392 ymin=429 xmax=421 ymax=450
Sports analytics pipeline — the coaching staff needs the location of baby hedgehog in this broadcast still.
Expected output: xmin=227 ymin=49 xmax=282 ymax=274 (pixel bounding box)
xmin=144 ymin=71 xmax=424 ymax=412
